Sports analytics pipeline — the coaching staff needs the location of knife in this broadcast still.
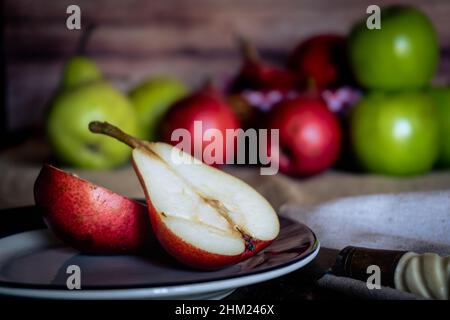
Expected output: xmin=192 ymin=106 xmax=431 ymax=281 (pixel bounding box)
xmin=302 ymin=245 xmax=448 ymax=300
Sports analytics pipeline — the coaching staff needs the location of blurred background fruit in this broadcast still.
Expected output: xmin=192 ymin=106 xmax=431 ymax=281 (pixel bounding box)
xmin=129 ymin=77 xmax=188 ymax=140
xmin=350 ymin=92 xmax=439 ymax=175
xmin=288 ymin=34 xmax=352 ymax=89
xmin=268 ymin=94 xmax=342 ymax=176
xmin=428 ymin=87 xmax=450 ymax=168
xmin=348 ymin=6 xmax=439 ymax=90
xmin=2 ymin=1 xmax=450 ymax=180
xmin=161 ymin=84 xmax=240 ymax=166
xmin=61 ymin=56 xmax=102 ymax=90
xmin=230 ymin=38 xmax=298 ymax=93
xmin=46 ymin=58 xmax=139 ymax=169
xmin=226 ymin=94 xmax=258 ymax=129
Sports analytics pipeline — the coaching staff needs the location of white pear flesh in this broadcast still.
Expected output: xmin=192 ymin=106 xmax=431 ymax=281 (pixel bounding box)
xmin=132 ymin=142 xmax=280 ymax=256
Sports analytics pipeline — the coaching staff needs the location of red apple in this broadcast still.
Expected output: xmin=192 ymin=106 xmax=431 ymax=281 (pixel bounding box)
xmin=89 ymin=122 xmax=280 ymax=270
xmin=34 ymin=164 xmax=154 ymax=254
xmin=230 ymin=38 xmax=298 ymax=92
xmin=268 ymin=95 xmax=342 ymax=176
xmin=288 ymin=34 xmax=352 ymax=89
xmin=161 ymin=85 xmax=240 ymax=166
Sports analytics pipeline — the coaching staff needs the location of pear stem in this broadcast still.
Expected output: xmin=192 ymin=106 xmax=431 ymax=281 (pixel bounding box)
xmin=76 ymin=23 xmax=96 ymax=55
xmin=237 ymin=36 xmax=260 ymax=62
xmin=88 ymin=121 xmax=143 ymax=149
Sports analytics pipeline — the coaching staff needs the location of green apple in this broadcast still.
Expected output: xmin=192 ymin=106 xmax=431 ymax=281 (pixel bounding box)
xmin=47 ymin=82 xmax=139 ymax=169
xmin=348 ymin=6 xmax=439 ymax=90
xmin=428 ymin=87 xmax=450 ymax=168
xmin=129 ymin=77 xmax=187 ymax=139
xmin=350 ymin=92 xmax=439 ymax=176
xmin=61 ymin=56 xmax=102 ymax=89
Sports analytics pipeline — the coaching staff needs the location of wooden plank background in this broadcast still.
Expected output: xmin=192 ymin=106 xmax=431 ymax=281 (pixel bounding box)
xmin=4 ymin=0 xmax=450 ymax=131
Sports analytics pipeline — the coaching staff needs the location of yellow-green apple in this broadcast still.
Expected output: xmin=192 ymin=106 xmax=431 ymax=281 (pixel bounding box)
xmin=89 ymin=121 xmax=280 ymax=269
xmin=34 ymin=164 xmax=154 ymax=254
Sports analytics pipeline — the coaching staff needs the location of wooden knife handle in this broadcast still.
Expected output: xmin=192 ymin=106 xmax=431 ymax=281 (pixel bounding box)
xmin=332 ymin=246 xmax=407 ymax=287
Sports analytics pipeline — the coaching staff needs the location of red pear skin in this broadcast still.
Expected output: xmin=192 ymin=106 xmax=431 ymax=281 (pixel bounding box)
xmin=132 ymin=157 xmax=273 ymax=270
xmin=34 ymin=164 xmax=154 ymax=254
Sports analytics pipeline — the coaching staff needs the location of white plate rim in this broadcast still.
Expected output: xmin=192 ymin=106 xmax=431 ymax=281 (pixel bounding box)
xmin=0 ymin=229 xmax=319 ymax=300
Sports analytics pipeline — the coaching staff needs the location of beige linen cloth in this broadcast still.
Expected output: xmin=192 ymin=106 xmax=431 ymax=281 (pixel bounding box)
xmin=281 ymin=191 xmax=450 ymax=300
xmin=1 ymin=140 xmax=450 ymax=299
xmin=281 ymin=191 xmax=450 ymax=255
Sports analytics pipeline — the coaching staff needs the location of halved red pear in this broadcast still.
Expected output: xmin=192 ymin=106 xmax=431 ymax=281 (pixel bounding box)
xmin=34 ymin=164 xmax=154 ymax=254
xmin=89 ymin=122 xmax=280 ymax=269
